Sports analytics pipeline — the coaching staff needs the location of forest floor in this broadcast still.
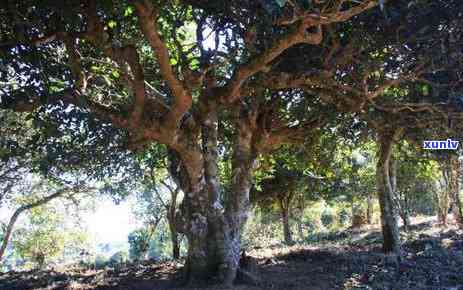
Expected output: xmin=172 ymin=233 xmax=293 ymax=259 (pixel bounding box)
xmin=1 ymin=216 xmax=463 ymax=290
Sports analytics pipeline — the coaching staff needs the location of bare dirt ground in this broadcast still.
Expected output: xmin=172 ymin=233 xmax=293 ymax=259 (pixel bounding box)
xmin=1 ymin=216 xmax=462 ymax=290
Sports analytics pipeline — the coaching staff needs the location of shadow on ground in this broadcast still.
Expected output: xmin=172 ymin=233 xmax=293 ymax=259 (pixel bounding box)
xmin=1 ymin=217 xmax=462 ymax=290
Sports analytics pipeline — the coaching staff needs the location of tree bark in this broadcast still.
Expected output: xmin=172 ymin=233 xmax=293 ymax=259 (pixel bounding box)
xmin=0 ymin=189 xmax=69 ymax=262
xmin=376 ymin=129 xmax=401 ymax=257
xmin=168 ymin=185 xmax=181 ymax=260
xmin=172 ymin=103 xmax=259 ymax=285
xmin=158 ymin=179 xmax=182 ymax=260
xmin=171 ymin=146 xmax=210 ymax=281
xmin=168 ymin=219 xmax=180 ymax=259
xmin=181 ymin=181 xmax=209 ymax=281
xmin=220 ymin=120 xmax=256 ymax=286
xmin=394 ymin=189 xmax=410 ymax=231
xmin=437 ymin=194 xmax=449 ymax=226
xmin=389 ymin=157 xmax=397 ymax=194
xmin=399 ymin=210 xmax=410 ymax=232
xmin=166 ymin=194 xmax=180 ymax=260
xmin=171 ymin=103 xmax=263 ymax=286
xmin=201 ymin=101 xmax=230 ymax=281
xmin=278 ymin=197 xmax=293 ymax=245
xmin=450 ymin=155 xmax=463 ymax=226
xmin=282 ymin=206 xmax=293 ymax=245
xmin=402 ymin=196 xmax=410 ymax=231
xmin=438 ymin=162 xmax=450 ymax=226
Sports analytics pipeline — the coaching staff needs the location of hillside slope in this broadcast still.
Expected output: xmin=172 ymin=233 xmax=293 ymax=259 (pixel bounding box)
xmin=1 ymin=217 xmax=462 ymax=290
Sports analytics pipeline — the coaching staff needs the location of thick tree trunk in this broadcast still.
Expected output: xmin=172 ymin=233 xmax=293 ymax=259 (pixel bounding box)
xmin=221 ymin=121 xmax=256 ymax=286
xmin=172 ymin=104 xmax=259 ymax=285
xmin=171 ymin=147 xmax=210 ymax=281
xmin=201 ymin=103 xmax=230 ymax=281
xmin=182 ymin=183 xmax=209 ymax=280
xmin=182 ymin=179 xmax=210 ymax=279
xmin=376 ymin=130 xmax=401 ymax=257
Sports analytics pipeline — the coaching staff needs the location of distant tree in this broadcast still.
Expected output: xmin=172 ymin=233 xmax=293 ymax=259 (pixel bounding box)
xmin=0 ymin=176 xmax=96 ymax=263
xmin=0 ymin=97 xmax=138 ymax=264
xmin=254 ymin=165 xmax=304 ymax=244
xmin=134 ymin=144 xmax=183 ymax=259
xmin=328 ymin=138 xmax=377 ymax=228
xmin=393 ymin=142 xmax=440 ymax=230
xmin=128 ymin=228 xmax=153 ymax=261
xmin=11 ymin=204 xmax=71 ymax=269
xmin=434 ymin=153 xmax=463 ymax=226
xmin=252 ymin=144 xmax=330 ymax=244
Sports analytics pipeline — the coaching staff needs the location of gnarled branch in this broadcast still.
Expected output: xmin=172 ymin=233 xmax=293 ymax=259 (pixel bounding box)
xmin=220 ymin=23 xmax=323 ymax=103
xmin=133 ymin=0 xmax=193 ymax=127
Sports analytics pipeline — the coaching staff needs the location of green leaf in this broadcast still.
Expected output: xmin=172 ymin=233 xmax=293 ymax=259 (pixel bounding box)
xmin=124 ymin=6 xmax=134 ymax=17
xmin=108 ymin=20 xmax=117 ymax=29
xmin=111 ymin=70 xmax=120 ymax=79
xmin=190 ymin=58 xmax=200 ymax=70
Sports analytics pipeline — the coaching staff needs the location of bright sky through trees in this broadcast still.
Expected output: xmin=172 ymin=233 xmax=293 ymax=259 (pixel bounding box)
xmin=83 ymin=197 xmax=141 ymax=246
xmin=0 ymin=197 xmax=140 ymax=249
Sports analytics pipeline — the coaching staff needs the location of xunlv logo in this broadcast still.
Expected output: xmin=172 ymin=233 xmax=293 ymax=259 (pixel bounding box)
xmin=423 ymin=139 xmax=459 ymax=150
